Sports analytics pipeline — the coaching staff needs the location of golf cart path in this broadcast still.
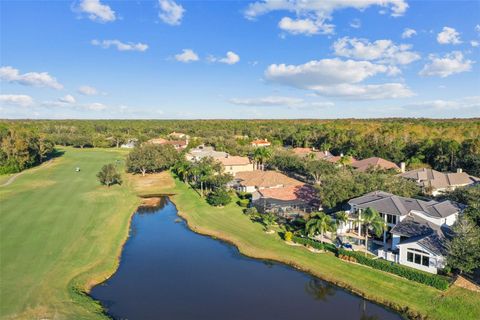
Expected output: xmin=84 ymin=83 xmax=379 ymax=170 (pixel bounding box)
xmin=0 ymin=159 xmax=55 ymax=187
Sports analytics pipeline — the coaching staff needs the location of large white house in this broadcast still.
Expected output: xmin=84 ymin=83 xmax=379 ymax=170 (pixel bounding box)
xmin=341 ymin=191 xmax=462 ymax=274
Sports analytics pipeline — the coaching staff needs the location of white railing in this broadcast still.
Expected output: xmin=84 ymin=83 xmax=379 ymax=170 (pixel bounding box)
xmin=377 ymin=248 xmax=399 ymax=263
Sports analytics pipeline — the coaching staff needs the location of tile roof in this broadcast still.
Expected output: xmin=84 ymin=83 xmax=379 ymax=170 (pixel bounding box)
xmin=324 ymin=155 xmax=357 ymax=164
xmin=399 ymin=168 xmax=480 ymax=190
xmin=257 ymin=184 xmax=316 ymax=201
xmin=186 ymin=146 xmax=228 ymax=160
xmin=235 ymin=170 xmax=302 ymax=188
xmin=251 ymin=139 xmax=271 ymax=146
xmin=217 ymin=155 xmax=251 ymax=166
xmin=351 ymin=157 xmax=400 ymax=172
xmin=291 ymin=148 xmax=333 ymax=160
xmin=348 ymin=191 xmax=461 ymax=218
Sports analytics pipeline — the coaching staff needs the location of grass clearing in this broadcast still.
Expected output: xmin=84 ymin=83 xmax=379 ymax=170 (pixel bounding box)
xmin=0 ymin=147 xmax=139 ymax=319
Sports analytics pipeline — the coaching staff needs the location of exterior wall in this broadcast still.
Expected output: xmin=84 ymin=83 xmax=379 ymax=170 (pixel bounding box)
xmin=392 ymin=234 xmax=401 ymax=250
xmin=410 ymin=210 xmax=457 ymax=226
xmin=397 ymin=242 xmax=444 ymax=274
xmin=223 ymin=163 xmax=254 ymax=175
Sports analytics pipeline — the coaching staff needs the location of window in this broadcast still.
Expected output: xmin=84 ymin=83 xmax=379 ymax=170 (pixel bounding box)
xmin=422 ymin=256 xmax=430 ymax=267
xmin=387 ymin=214 xmax=397 ymax=224
xmin=414 ymin=253 xmax=421 ymax=264
xmin=407 ymin=252 xmax=414 ymax=262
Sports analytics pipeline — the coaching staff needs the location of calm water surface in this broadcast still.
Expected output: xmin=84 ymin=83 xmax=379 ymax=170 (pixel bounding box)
xmin=91 ymin=198 xmax=402 ymax=320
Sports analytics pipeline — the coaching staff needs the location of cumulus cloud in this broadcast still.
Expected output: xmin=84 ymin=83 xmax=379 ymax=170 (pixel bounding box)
xmin=278 ymin=17 xmax=333 ymax=35
xmin=0 ymin=94 xmax=34 ymax=107
xmin=333 ymin=37 xmax=420 ymax=65
xmin=419 ymin=51 xmax=473 ymax=77
xmin=471 ymin=40 xmax=479 ymax=47
xmin=91 ymin=39 xmax=148 ymax=52
xmin=0 ymin=66 xmax=63 ymax=89
xmin=174 ymin=49 xmax=199 ymax=63
xmin=85 ymin=102 xmax=108 ymax=111
xmin=476 ymin=24 xmax=480 ymax=33
xmin=78 ymin=85 xmax=99 ymax=95
xmin=58 ymin=94 xmax=76 ymax=104
xmin=401 ymin=28 xmax=416 ymax=39
xmin=209 ymin=51 xmax=240 ymax=65
xmin=76 ymin=0 xmax=116 ymax=23
xmin=437 ymin=27 xmax=462 ymax=44
xmin=349 ymin=19 xmax=361 ymax=29
xmin=402 ymin=96 xmax=480 ymax=110
xmin=244 ymin=0 xmax=408 ymax=35
xmin=264 ymin=58 xmax=413 ymax=99
xmin=158 ymin=0 xmax=185 ymax=25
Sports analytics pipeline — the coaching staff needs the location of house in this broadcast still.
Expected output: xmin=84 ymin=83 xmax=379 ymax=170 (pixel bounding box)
xmin=341 ymin=191 xmax=462 ymax=273
xmin=251 ymin=139 xmax=271 ymax=147
xmin=252 ymin=184 xmax=320 ymax=218
xmin=291 ymin=148 xmax=333 ymax=160
xmin=186 ymin=145 xmax=254 ymax=175
xmin=398 ymin=168 xmax=480 ymax=196
xmin=168 ymin=131 xmax=189 ymax=139
xmin=325 ymin=154 xmax=357 ymax=165
xmin=233 ymin=170 xmax=301 ymax=193
xmin=350 ymin=157 xmax=400 ymax=172
xmin=120 ymin=138 xmax=137 ymax=148
xmin=216 ymin=155 xmax=254 ymax=175
xmin=148 ymin=138 xmax=188 ymax=151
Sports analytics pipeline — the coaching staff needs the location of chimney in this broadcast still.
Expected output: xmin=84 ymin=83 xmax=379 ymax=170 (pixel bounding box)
xmin=400 ymin=162 xmax=406 ymax=173
xmin=457 ymin=168 xmax=463 ymax=173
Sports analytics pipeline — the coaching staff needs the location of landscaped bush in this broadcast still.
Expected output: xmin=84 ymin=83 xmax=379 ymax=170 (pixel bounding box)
xmin=236 ymin=199 xmax=250 ymax=207
xmin=337 ymin=249 xmax=450 ymax=290
xmin=291 ymin=235 xmax=337 ymax=253
xmin=284 ymin=231 xmax=293 ymax=242
xmin=206 ymin=188 xmax=232 ymax=206
xmin=236 ymin=191 xmax=252 ymax=200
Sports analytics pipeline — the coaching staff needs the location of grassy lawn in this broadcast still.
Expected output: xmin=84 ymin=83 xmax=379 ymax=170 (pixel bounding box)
xmin=0 ymin=147 xmax=140 ymax=319
xmin=167 ymin=176 xmax=480 ymax=320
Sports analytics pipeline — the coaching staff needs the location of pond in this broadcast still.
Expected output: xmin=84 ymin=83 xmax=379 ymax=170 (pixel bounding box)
xmin=91 ymin=198 xmax=401 ymax=320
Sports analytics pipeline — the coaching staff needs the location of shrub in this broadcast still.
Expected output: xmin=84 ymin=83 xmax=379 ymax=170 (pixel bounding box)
xmin=97 ymin=164 xmax=122 ymax=187
xmin=291 ymin=235 xmax=336 ymax=253
xmin=243 ymin=207 xmax=258 ymax=216
xmin=337 ymin=249 xmax=450 ymax=290
xmin=237 ymin=191 xmax=252 ymax=200
xmin=236 ymin=199 xmax=250 ymax=207
xmin=284 ymin=231 xmax=293 ymax=242
xmin=206 ymin=188 xmax=232 ymax=207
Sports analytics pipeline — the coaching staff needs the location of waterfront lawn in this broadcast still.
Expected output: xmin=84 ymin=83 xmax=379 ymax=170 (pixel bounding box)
xmin=169 ymin=176 xmax=480 ymax=320
xmin=0 ymin=147 xmax=139 ymax=319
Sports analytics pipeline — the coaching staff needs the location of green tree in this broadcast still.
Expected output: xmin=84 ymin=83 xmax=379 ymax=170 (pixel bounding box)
xmin=253 ymin=147 xmax=272 ymax=170
xmin=360 ymin=207 xmax=385 ymax=256
xmin=305 ymin=159 xmax=336 ymax=185
xmin=206 ymin=188 xmax=232 ymax=207
xmin=97 ymin=164 xmax=122 ymax=187
xmin=305 ymin=212 xmax=335 ymax=250
xmin=126 ymin=144 xmax=178 ymax=176
xmin=446 ymin=216 xmax=480 ymax=274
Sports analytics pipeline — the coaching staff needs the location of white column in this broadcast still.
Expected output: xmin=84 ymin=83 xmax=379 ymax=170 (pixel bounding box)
xmin=357 ymin=209 xmax=362 ymax=235
xmin=383 ymin=214 xmax=387 ymax=247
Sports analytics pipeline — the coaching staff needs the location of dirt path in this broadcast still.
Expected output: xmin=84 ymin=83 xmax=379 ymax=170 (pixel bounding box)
xmin=0 ymin=159 xmax=55 ymax=188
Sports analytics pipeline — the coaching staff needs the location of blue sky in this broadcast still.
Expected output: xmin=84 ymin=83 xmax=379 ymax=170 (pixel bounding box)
xmin=0 ymin=0 xmax=479 ymax=119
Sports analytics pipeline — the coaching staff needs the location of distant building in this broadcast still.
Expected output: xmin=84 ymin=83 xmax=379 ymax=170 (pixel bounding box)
xmin=120 ymin=139 xmax=137 ymax=148
xmin=350 ymin=157 xmax=400 ymax=172
xmin=186 ymin=145 xmax=253 ymax=175
xmin=291 ymin=147 xmax=333 ymax=160
xmin=147 ymin=138 xmax=188 ymax=151
xmin=399 ymin=168 xmax=480 ymax=196
xmin=168 ymin=132 xmax=189 ymax=139
xmin=251 ymin=139 xmax=271 ymax=147
xmin=234 ymin=170 xmax=301 ymax=193
xmin=186 ymin=145 xmax=228 ymax=161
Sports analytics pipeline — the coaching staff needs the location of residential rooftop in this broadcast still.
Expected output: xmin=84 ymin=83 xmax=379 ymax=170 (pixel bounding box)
xmin=351 ymin=157 xmax=400 ymax=172
xmin=399 ymin=167 xmax=480 ymax=190
xmin=235 ymin=170 xmax=302 ymax=189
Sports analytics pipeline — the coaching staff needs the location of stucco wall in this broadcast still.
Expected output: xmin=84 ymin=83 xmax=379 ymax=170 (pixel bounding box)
xmin=398 ymin=242 xmax=444 ymax=274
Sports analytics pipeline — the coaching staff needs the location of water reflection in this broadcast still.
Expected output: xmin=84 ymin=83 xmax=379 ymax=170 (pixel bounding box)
xmin=91 ymin=198 xmax=401 ymax=320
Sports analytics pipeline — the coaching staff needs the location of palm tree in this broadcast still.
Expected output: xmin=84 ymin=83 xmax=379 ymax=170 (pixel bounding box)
xmin=360 ymin=207 xmax=385 ymax=256
xmin=335 ymin=211 xmax=349 ymax=235
xmin=253 ymin=147 xmax=272 ymax=170
xmin=261 ymin=213 xmax=276 ymax=232
xmin=174 ymin=161 xmax=191 ymax=183
xmin=305 ymin=212 xmax=335 ymax=251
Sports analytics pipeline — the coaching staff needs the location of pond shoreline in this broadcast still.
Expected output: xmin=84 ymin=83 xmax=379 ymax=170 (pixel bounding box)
xmin=168 ymin=195 xmax=423 ymax=320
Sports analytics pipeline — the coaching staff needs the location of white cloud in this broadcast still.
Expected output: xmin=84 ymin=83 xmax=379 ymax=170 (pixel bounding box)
xmin=0 ymin=94 xmax=34 ymax=107
xmin=76 ymin=0 xmax=116 ymax=23
xmin=229 ymin=96 xmax=304 ymax=106
xmin=158 ymin=0 xmax=184 ymax=25
xmin=350 ymin=19 xmax=361 ymax=29
xmin=333 ymin=37 xmax=420 ymax=65
xmin=278 ymin=17 xmax=333 ymax=35
xmin=244 ymin=0 xmax=408 ymax=35
xmin=0 ymin=66 xmax=63 ymax=89
xmin=78 ymin=85 xmax=99 ymax=95
xmin=437 ymin=27 xmax=462 ymax=44
xmin=419 ymin=51 xmax=473 ymax=78
xmin=85 ymin=102 xmax=108 ymax=111
xmin=476 ymin=24 xmax=480 ymax=33
xmin=91 ymin=39 xmax=148 ymax=52
xmin=210 ymin=51 xmax=240 ymax=65
xmin=174 ymin=49 xmax=199 ymax=63
xmin=264 ymin=58 xmax=413 ymax=99
xmin=58 ymin=94 xmax=76 ymax=104
xmin=401 ymin=28 xmax=416 ymax=39
xmin=471 ymin=40 xmax=479 ymax=47
xmin=402 ymin=96 xmax=480 ymax=110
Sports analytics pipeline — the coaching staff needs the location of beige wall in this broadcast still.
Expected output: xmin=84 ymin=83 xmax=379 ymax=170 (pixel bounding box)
xmin=223 ymin=163 xmax=254 ymax=175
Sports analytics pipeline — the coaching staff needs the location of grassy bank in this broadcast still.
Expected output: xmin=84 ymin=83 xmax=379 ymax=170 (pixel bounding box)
xmin=0 ymin=147 xmax=140 ymax=319
xmin=166 ymin=175 xmax=480 ymax=320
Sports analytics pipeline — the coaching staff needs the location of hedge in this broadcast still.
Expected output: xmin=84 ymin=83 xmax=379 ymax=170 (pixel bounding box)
xmin=236 ymin=199 xmax=250 ymax=207
xmin=337 ymin=249 xmax=450 ymax=290
xmin=291 ymin=235 xmax=337 ymax=253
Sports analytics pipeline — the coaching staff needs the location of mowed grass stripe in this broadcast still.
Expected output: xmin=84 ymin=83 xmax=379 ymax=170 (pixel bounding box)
xmin=0 ymin=147 xmax=138 ymax=319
